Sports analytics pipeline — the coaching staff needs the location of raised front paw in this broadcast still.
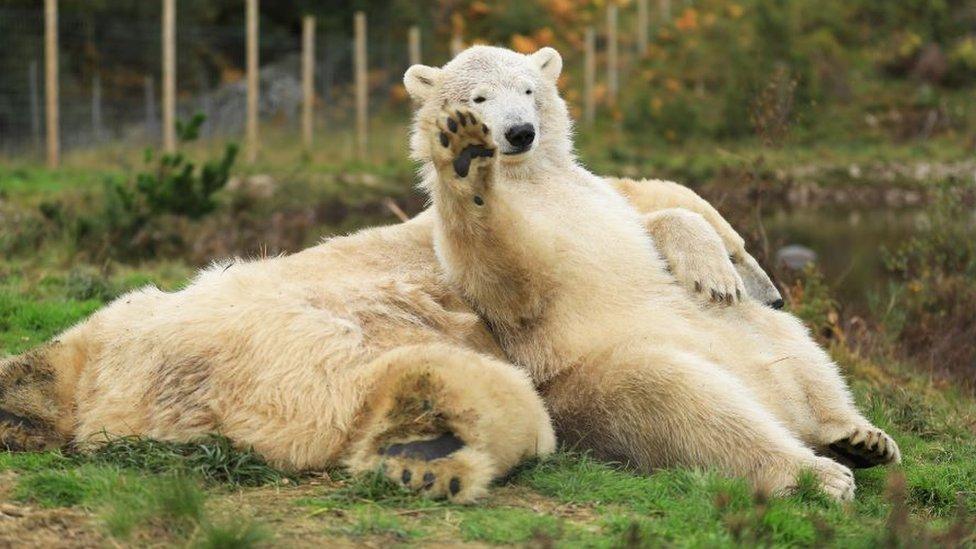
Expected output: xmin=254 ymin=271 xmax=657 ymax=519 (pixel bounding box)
xmin=430 ymin=107 xmax=496 ymax=181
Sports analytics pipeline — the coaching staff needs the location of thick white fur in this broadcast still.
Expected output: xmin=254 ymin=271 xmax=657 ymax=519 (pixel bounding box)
xmin=418 ymin=46 xmax=899 ymax=500
xmin=0 ymin=47 xmax=896 ymax=505
xmin=0 ymin=171 xmax=785 ymax=503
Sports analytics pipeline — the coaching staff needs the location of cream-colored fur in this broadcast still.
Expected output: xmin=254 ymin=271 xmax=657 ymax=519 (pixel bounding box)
xmin=0 ymin=173 xmax=790 ymax=503
xmin=0 ymin=47 xmax=895 ymax=504
xmin=0 ymin=176 xmax=760 ymax=502
xmin=1 ymin=218 xmax=556 ymax=503
xmin=415 ymin=45 xmax=899 ymax=501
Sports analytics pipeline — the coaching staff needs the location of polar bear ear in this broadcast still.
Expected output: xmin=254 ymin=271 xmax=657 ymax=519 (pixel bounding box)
xmin=530 ymin=47 xmax=562 ymax=82
xmin=404 ymin=64 xmax=443 ymax=101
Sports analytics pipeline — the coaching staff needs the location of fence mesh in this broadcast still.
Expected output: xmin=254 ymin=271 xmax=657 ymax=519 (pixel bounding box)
xmin=0 ymin=4 xmax=424 ymax=158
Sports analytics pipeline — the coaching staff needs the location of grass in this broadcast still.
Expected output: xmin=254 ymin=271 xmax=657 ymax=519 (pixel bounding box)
xmin=1 ymin=151 xmax=975 ymax=545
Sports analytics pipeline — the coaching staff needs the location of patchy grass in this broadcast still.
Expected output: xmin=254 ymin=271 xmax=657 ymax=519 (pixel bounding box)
xmin=2 ymin=161 xmax=976 ymax=546
xmin=85 ymin=436 xmax=295 ymax=487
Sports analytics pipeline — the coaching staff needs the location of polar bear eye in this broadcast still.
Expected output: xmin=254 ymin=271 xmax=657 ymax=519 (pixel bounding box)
xmin=473 ymin=96 xmax=486 ymax=104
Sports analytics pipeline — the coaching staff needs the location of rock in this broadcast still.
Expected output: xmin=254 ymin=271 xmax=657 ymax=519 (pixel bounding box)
xmin=776 ymin=245 xmax=817 ymax=270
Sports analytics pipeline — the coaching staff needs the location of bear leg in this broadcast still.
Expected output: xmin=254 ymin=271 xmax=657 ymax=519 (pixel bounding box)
xmin=343 ymin=344 xmax=555 ymax=503
xmin=727 ymin=306 xmax=902 ymax=469
xmin=543 ymin=346 xmax=855 ymax=501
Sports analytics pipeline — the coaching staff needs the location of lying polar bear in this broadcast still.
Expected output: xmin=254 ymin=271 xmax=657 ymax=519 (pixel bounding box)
xmin=0 ymin=175 xmax=772 ymax=502
xmin=411 ymin=45 xmax=900 ymax=501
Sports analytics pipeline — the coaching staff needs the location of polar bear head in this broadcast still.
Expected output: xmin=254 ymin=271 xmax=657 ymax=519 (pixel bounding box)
xmin=404 ymin=46 xmax=572 ymax=170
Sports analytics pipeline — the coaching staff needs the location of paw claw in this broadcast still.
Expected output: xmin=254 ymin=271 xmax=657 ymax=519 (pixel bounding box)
xmin=827 ymin=426 xmax=900 ymax=469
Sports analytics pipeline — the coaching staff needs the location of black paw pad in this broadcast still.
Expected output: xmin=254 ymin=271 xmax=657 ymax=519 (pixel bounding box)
xmin=447 ymin=117 xmax=458 ymax=133
xmin=422 ymin=471 xmax=435 ymax=489
xmin=449 ymin=477 xmax=461 ymax=496
xmin=456 ymin=110 xmax=468 ymax=126
xmin=452 ymin=145 xmax=496 ymax=178
xmin=382 ymin=432 xmax=465 ymax=460
xmin=439 ymin=132 xmax=449 ymax=148
xmin=828 ymin=435 xmax=888 ymax=469
xmin=401 ymin=469 xmax=412 ymax=484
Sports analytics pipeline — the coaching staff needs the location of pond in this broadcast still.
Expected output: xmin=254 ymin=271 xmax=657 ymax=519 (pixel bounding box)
xmin=761 ymin=206 xmax=926 ymax=313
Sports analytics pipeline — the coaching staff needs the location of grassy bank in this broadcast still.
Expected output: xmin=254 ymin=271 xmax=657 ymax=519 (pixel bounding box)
xmin=2 ymin=275 xmax=976 ymax=546
xmin=2 ymin=185 xmax=976 ymax=545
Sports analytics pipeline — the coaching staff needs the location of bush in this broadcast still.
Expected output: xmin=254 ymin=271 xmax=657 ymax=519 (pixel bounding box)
xmin=73 ymin=114 xmax=238 ymax=260
xmin=880 ymin=182 xmax=976 ymax=383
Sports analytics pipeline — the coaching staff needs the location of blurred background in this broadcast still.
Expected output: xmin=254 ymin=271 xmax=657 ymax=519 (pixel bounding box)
xmin=0 ymin=0 xmax=974 ymax=383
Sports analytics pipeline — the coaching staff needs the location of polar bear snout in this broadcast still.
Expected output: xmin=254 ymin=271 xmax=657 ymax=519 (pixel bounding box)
xmin=504 ymin=123 xmax=536 ymax=154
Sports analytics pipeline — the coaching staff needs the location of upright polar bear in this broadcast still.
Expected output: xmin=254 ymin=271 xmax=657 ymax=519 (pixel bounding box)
xmin=411 ymin=45 xmax=900 ymax=501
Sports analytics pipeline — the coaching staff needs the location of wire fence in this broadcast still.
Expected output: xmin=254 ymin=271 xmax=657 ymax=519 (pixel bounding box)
xmin=0 ymin=5 xmax=422 ymax=160
xmin=0 ymin=2 xmax=651 ymax=164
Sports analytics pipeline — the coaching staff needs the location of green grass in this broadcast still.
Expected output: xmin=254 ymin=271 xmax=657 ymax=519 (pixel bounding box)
xmin=2 ymin=160 xmax=976 ymax=546
xmin=3 ymin=253 xmax=976 ymax=547
xmin=459 ymin=508 xmax=564 ymax=544
xmin=85 ymin=436 xmax=295 ymax=487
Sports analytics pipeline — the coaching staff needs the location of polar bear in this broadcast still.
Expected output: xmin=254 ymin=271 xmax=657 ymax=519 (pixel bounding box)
xmin=411 ymin=45 xmax=900 ymax=500
xmin=0 ymin=174 xmax=778 ymax=502
xmin=0 ymin=240 xmax=557 ymax=502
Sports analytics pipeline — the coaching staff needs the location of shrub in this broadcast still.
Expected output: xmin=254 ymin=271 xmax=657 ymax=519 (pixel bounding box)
xmin=880 ymin=182 xmax=976 ymax=384
xmin=73 ymin=114 xmax=238 ymax=260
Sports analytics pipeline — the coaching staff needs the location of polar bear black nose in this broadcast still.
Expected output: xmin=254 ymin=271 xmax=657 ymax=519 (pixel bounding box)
xmin=504 ymin=123 xmax=535 ymax=151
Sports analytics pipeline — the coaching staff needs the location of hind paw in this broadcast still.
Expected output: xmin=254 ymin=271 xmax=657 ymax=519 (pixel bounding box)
xmin=828 ymin=426 xmax=901 ymax=469
xmin=379 ymin=435 xmax=493 ymax=503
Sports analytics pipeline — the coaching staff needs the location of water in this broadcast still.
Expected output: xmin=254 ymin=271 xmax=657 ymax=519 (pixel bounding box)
xmin=761 ymin=207 xmax=925 ymax=312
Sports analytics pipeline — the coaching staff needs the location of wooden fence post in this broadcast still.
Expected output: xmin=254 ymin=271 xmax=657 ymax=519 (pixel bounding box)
xmin=637 ymin=0 xmax=649 ymax=56
xmin=162 ymin=0 xmax=176 ymax=152
xmin=246 ymin=0 xmax=259 ymax=164
xmin=92 ymin=74 xmax=103 ymax=142
xmin=408 ymin=26 xmax=421 ymax=66
xmin=607 ymin=2 xmax=619 ymax=106
xmin=145 ymin=75 xmax=158 ymax=139
xmin=44 ymin=0 xmax=59 ymax=168
xmin=450 ymin=14 xmax=463 ymax=57
xmin=584 ymin=26 xmax=595 ymax=126
xmin=302 ymin=15 xmax=315 ymax=152
xmin=29 ymin=61 xmax=41 ymax=152
xmin=354 ymin=11 xmax=367 ymax=160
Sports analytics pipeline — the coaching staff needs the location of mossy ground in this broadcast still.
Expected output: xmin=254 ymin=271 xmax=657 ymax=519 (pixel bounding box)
xmin=2 ymin=130 xmax=975 ymax=546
